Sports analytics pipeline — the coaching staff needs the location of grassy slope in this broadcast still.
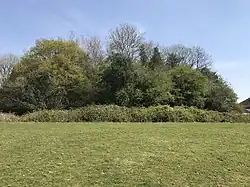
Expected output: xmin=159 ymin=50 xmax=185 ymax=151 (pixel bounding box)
xmin=0 ymin=123 xmax=249 ymax=187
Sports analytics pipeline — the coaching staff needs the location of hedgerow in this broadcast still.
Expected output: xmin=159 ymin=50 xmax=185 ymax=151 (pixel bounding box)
xmin=17 ymin=105 xmax=250 ymax=123
xmin=0 ymin=113 xmax=19 ymax=122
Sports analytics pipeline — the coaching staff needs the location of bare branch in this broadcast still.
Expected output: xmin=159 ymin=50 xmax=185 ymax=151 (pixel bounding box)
xmin=80 ymin=35 xmax=106 ymax=65
xmin=191 ymin=46 xmax=212 ymax=69
xmin=0 ymin=54 xmax=19 ymax=86
xmin=107 ymin=23 xmax=144 ymax=60
xmin=163 ymin=44 xmax=212 ymax=69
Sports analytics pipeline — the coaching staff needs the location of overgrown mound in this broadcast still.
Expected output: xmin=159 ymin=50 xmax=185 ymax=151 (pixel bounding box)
xmin=18 ymin=105 xmax=250 ymax=123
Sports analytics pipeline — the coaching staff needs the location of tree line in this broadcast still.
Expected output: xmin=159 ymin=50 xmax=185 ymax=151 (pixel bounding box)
xmin=0 ymin=23 xmax=240 ymax=115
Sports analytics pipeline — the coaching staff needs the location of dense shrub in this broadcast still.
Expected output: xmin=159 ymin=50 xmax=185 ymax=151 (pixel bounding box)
xmin=22 ymin=110 xmax=70 ymax=122
xmin=17 ymin=105 xmax=250 ymax=123
xmin=221 ymin=112 xmax=250 ymax=123
xmin=0 ymin=113 xmax=19 ymax=122
xmin=74 ymin=105 xmax=131 ymax=122
xmin=130 ymin=107 xmax=153 ymax=122
xmin=188 ymin=107 xmax=222 ymax=122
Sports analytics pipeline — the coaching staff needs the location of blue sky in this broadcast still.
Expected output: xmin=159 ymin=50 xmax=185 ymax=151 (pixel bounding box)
xmin=0 ymin=0 xmax=249 ymax=101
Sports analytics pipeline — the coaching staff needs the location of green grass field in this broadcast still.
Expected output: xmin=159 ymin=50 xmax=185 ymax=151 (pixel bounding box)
xmin=0 ymin=123 xmax=249 ymax=186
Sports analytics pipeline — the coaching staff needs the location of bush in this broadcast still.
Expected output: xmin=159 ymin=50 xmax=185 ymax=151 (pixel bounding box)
xmin=22 ymin=110 xmax=69 ymax=122
xmin=16 ymin=105 xmax=250 ymax=123
xmin=130 ymin=107 xmax=153 ymax=122
xmin=222 ymin=112 xmax=250 ymax=123
xmin=149 ymin=105 xmax=175 ymax=122
xmin=0 ymin=113 xmax=19 ymax=122
xmin=78 ymin=105 xmax=132 ymax=122
xmin=188 ymin=107 xmax=222 ymax=122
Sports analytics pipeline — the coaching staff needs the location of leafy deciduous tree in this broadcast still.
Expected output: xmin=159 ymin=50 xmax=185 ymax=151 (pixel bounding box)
xmin=148 ymin=47 xmax=163 ymax=70
xmin=165 ymin=53 xmax=182 ymax=69
xmin=116 ymin=65 xmax=172 ymax=107
xmin=169 ymin=65 xmax=208 ymax=108
xmin=139 ymin=44 xmax=148 ymax=66
xmin=0 ymin=24 xmax=239 ymax=114
xmin=201 ymin=68 xmax=238 ymax=112
xmin=0 ymin=39 xmax=91 ymax=113
xmin=99 ymin=53 xmax=135 ymax=104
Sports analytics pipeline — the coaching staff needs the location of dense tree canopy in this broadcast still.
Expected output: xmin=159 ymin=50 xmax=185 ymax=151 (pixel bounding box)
xmin=0 ymin=24 xmax=240 ymax=114
xmin=169 ymin=65 xmax=208 ymax=108
xmin=0 ymin=40 xmax=92 ymax=114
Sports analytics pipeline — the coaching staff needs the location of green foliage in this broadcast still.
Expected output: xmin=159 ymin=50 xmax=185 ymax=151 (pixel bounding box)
xmin=205 ymin=81 xmax=238 ymax=112
xmin=0 ymin=79 xmax=38 ymax=114
xmin=0 ymin=39 xmax=92 ymax=114
xmin=99 ymin=54 xmax=135 ymax=104
xmin=0 ymin=113 xmax=19 ymax=122
xmin=169 ymin=65 xmax=208 ymax=108
xmin=0 ymin=24 xmax=241 ymax=114
xmin=22 ymin=105 xmax=132 ymax=122
xmin=148 ymin=47 xmax=163 ymax=70
xmin=19 ymin=105 xmax=250 ymax=123
xmin=139 ymin=44 xmax=148 ymax=66
xmin=76 ymin=105 xmax=131 ymax=122
xmin=22 ymin=110 xmax=70 ymax=122
xmin=201 ymin=68 xmax=238 ymax=112
xmin=165 ymin=53 xmax=182 ymax=68
xmin=115 ymin=64 xmax=172 ymax=107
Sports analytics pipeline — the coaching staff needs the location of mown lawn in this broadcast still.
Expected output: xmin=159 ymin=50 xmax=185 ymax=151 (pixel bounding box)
xmin=0 ymin=123 xmax=249 ymax=187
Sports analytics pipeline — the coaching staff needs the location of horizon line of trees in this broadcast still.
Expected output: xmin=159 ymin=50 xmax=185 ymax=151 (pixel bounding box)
xmin=0 ymin=23 xmax=241 ymax=115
